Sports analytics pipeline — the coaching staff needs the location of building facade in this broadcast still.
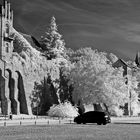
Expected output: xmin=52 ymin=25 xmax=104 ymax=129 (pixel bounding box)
xmin=0 ymin=1 xmax=29 ymax=115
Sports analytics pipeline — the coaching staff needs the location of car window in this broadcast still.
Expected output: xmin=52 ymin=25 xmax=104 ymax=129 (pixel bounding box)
xmin=82 ymin=112 xmax=94 ymax=117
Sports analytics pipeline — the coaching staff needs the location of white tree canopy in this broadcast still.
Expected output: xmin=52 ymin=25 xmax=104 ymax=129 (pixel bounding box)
xmin=69 ymin=48 xmax=138 ymax=110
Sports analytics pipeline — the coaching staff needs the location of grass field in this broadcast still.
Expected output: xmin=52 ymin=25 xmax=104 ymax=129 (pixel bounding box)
xmin=0 ymin=123 xmax=140 ymax=140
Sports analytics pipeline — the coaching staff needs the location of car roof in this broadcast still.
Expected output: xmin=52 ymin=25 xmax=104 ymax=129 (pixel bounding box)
xmin=85 ymin=111 xmax=105 ymax=113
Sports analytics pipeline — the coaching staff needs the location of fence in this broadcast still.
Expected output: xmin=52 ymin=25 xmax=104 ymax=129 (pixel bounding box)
xmin=0 ymin=117 xmax=74 ymax=126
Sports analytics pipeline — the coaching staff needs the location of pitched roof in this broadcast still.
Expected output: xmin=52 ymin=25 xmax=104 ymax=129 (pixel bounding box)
xmin=112 ymin=59 xmax=128 ymax=76
xmin=112 ymin=58 xmax=128 ymax=68
xmin=19 ymin=32 xmax=41 ymax=49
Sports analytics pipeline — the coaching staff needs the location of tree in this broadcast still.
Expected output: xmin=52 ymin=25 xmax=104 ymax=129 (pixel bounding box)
xmin=58 ymin=67 xmax=73 ymax=103
xmin=29 ymin=81 xmax=44 ymax=115
xmin=69 ymin=48 xmax=138 ymax=115
xmin=30 ymin=76 xmax=59 ymax=115
xmin=109 ymin=53 xmax=118 ymax=63
xmin=39 ymin=16 xmax=65 ymax=59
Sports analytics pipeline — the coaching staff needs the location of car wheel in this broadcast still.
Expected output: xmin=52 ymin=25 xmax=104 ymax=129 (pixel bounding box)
xmin=77 ymin=121 xmax=81 ymax=124
xmin=103 ymin=122 xmax=107 ymax=125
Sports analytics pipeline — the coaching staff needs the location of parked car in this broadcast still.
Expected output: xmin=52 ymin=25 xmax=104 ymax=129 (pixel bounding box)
xmin=74 ymin=111 xmax=111 ymax=125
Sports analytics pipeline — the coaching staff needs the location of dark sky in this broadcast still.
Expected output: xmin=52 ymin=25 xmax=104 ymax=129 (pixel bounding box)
xmin=2 ymin=0 xmax=140 ymax=60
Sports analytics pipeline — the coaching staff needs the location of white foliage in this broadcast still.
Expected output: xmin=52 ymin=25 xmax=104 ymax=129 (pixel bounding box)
xmin=70 ymin=47 xmax=138 ymax=114
xmin=131 ymin=102 xmax=140 ymax=116
xmin=47 ymin=101 xmax=79 ymax=117
xmin=12 ymin=28 xmax=41 ymax=59
xmin=40 ymin=16 xmax=66 ymax=60
xmin=109 ymin=53 xmax=118 ymax=63
xmin=109 ymin=106 xmax=124 ymax=116
xmin=11 ymin=27 xmax=61 ymax=81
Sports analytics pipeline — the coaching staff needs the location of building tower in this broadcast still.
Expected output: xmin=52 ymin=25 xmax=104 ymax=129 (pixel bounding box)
xmin=0 ymin=1 xmax=14 ymax=115
xmin=0 ymin=0 xmax=13 ymax=62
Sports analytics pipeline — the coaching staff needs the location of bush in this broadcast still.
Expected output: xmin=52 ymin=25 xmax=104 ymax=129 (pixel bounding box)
xmin=131 ymin=102 xmax=140 ymax=116
xmin=109 ymin=106 xmax=124 ymax=117
xmin=47 ymin=101 xmax=79 ymax=118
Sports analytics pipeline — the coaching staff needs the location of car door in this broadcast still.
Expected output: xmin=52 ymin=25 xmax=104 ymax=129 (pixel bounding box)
xmin=83 ymin=112 xmax=95 ymax=123
xmin=95 ymin=112 xmax=105 ymax=123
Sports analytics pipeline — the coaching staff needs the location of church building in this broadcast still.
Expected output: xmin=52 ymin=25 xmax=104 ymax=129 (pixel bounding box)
xmin=0 ymin=1 xmax=43 ymax=115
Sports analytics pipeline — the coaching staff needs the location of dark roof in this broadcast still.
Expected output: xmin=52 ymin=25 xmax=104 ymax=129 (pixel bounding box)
xmin=19 ymin=32 xmax=41 ymax=49
xmin=112 ymin=59 xmax=127 ymax=68
xmin=13 ymin=32 xmax=42 ymax=53
xmin=112 ymin=59 xmax=128 ymax=76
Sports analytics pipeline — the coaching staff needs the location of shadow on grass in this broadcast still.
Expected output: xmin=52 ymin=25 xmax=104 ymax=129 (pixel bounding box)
xmin=113 ymin=122 xmax=140 ymax=125
xmin=64 ymin=122 xmax=105 ymax=126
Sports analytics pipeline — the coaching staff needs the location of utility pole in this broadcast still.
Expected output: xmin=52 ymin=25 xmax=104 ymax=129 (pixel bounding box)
xmin=36 ymin=104 xmax=38 ymax=119
xmin=128 ymin=86 xmax=132 ymax=117
xmin=36 ymin=98 xmax=39 ymax=119
xmin=127 ymin=68 xmax=132 ymax=117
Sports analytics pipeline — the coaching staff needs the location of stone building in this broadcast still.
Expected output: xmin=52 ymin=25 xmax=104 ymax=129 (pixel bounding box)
xmin=0 ymin=1 xmax=30 ymax=115
xmin=0 ymin=1 xmax=59 ymax=115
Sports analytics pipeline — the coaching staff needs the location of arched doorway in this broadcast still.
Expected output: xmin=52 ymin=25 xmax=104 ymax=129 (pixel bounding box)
xmin=0 ymin=69 xmax=8 ymax=115
xmin=16 ymin=71 xmax=28 ymax=114
xmin=6 ymin=69 xmax=17 ymax=114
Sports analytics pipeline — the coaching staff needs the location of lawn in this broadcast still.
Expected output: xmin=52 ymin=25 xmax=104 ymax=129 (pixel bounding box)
xmin=0 ymin=123 xmax=140 ymax=140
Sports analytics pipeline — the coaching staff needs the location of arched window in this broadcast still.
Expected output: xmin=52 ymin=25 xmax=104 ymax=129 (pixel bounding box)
xmin=5 ymin=43 xmax=9 ymax=53
xmin=5 ymin=24 xmax=9 ymax=37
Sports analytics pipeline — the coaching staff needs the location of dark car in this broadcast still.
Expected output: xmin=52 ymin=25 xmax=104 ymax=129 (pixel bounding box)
xmin=74 ymin=111 xmax=111 ymax=125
